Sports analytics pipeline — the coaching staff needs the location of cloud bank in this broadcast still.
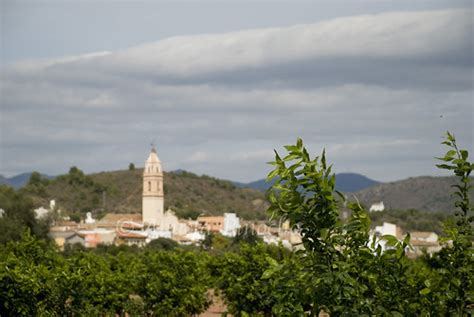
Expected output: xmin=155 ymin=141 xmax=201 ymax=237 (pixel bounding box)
xmin=1 ymin=9 xmax=472 ymax=182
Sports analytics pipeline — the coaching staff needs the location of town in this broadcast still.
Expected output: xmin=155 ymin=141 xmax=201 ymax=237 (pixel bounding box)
xmin=31 ymin=146 xmax=442 ymax=258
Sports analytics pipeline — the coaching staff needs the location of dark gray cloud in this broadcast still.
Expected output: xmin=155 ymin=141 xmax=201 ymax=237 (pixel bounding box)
xmin=1 ymin=9 xmax=472 ymax=182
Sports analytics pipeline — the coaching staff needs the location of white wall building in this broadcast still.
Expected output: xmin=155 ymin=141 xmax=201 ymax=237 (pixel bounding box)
xmin=185 ymin=231 xmax=205 ymax=242
xmin=369 ymin=201 xmax=385 ymax=212
xmin=85 ymin=212 xmax=96 ymax=224
xmin=370 ymin=222 xmax=401 ymax=252
xmin=145 ymin=228 xmax=172 ymax=240
xmin=220 ymin=213 xmax=241 ymax=237
xmin=34 ymin=207 xmax=50 ymax=219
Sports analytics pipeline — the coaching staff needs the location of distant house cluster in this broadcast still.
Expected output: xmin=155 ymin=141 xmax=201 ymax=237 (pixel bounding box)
xmin=45 ymin=147 xmax=442 ymax=257
xmin=371 ymin=221 xmax=442 ymax=257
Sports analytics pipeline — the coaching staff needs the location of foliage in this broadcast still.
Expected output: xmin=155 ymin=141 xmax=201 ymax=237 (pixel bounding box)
xmin=0 ymin=186 xmax=50 ymax=244
xmin=137 ymin=250 xmax=211 ymax=315
xmin=146 ymin=237 xmax=179 ymax=250
xmin=232 ymin=225 xmax=261 ymax=245
xmin=428 ymin=131 xmax=474 ymax=315
xmin=214 ymin=243 xmax=295 ymax=316
xmin=0 ymin=232 xmax=212 ymax=316
xmin=251 ymin=136 xmax=474 ymax=315
xmin=129 ymin=162 xmax=135 ymax=170
xmin=175 ymin=209 xmax=202 ymax=220
xmin=202 ymin=231 xmax=214 ymax=250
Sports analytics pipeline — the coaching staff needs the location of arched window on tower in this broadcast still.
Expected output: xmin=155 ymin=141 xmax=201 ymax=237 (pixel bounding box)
xmin=148 ymin=181 xmax=151 ymax=192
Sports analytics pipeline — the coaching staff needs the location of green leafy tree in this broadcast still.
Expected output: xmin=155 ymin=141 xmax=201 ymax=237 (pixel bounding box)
xmin=215 ymin=243 xmax=292 ymax=316
xmin=232 ymin=226 xmax=261 ymax=245
xmin=202 ymin=231 xmax=214 ymax=250
xmin=136 ymin=250 xmax=211 ymax=315
xmin=265 ymin=138 xmax=427 ymax=315
xmin=0 ymin=186 xmax=49 ymax=243
xmin=146 ymin=237 xmax=179 ymax=250
xmin=0 ymin=230 xmax=66 ymax=316
xmin=427 ymin=132 xmax=474 ymax=315
xmin=129 ymin=163 xmax=135 ymax=171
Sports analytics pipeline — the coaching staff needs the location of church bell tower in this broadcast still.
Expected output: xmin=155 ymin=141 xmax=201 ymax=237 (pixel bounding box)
xmin=142 ymin=145 xmax=164 ymax=225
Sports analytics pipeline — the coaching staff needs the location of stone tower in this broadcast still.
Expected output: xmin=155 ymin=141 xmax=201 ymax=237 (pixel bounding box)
xmin=142 ymin=146 xmax=164 ymax=225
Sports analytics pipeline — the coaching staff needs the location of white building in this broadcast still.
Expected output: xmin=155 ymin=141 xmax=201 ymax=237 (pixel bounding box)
xmin=369 ymin=201 xmax=385 ymax=212
xmin=142 ymin=146 xmax=164 ymax=225
xmin=34 ymin=207 xmax=50 ymax=219
xmin=145 ymin=227 xmax=172 ymax=240
xmin=85 ymin=212 xmax=96 ymax=224
xmin=185 ymin=231 xmax=205 ymax=242
xmin=374 ymin=222 xmax=399 ymax=237
xmin=370 ymin=222 xmax=401 ymax=252
xmin=220 ymin=213 xmax=241 ymax=237
xmin=411 ymin=231 xmax=438 ymax=243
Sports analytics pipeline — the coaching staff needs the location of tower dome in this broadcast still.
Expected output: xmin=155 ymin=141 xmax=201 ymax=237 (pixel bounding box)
xmin=144 ymin=146 xmax=162 ymax=174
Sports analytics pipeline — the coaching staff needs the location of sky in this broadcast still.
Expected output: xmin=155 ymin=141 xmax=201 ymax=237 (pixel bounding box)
xmin=1 ymin=0 xmax=473 ymax=182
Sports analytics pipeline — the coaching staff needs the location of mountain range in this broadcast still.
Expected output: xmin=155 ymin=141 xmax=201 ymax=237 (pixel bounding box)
xmin=0 ymin=173 xmax=43 ymax=189
xmin=234 ymin=173 xmax=379 ymax=193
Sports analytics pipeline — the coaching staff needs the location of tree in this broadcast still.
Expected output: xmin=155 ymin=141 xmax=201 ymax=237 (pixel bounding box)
xmin=146 ymin=237 xmax=178 ymax=250
xmin=202 ymin=231 xmax=214 ymax=250
xmin=215 ymin=243 xmax=291 ymax=316
xmin=428 ymin=132 xmax=474 ymax=315
xmin=27 ymin=172 xmax=43 ymax=186
xmin=232 ymin=226 xmax=261 ymax=245
xmin=0 ymin=186 xmax=49 ymax=244
xmin=128 ymin=163 xmax=135 ymax=171
xmin=265 ymin=138 xmax=429 ymax=315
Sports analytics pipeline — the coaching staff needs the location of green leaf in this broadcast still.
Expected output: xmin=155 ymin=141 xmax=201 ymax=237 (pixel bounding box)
xmin=436 ymin=164 xmax=456 ymax=170
xmin=419 ymin=288 xmax=431 ymax=295
xmin=266 ymin=169 xmax=280 ymax=181
xmin=382 ymin=234 xmax=398 ymax=247
xmin=261 ymin=269 xmax=274 ymax=280
xmin=284 ymin=145 xmax=299 ymax=152
xmin=296 ymin=138 xmax=303 ymax=149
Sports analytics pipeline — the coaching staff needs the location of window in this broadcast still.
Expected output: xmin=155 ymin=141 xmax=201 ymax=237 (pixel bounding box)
xmin=148 ymin=181 xmax=151 ymax=191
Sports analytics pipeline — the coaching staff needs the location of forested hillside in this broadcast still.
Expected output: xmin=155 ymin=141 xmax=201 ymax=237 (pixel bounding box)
xmin=353 ymin=176 xmax=474 ymax=212
xmin=21 ymin=168 xmax=268 ymax=220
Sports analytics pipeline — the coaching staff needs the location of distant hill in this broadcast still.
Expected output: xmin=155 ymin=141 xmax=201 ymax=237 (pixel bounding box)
xmin=233 ymin=179 xmax=276 ymax=192
xmin=352 ymin=176 xmax=474 ymax=213
xmin=18 ymin=169 xmax=269 ymax=220
xmin=335 ymin=173 xmax=380 ymax=192
xmin=6 ymin=169 xmax=470 ymax=219
xmin=235 ymin=173 xmax=379 ymax=193
xmin=0 ymin=172 xmax=53 ymax=189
